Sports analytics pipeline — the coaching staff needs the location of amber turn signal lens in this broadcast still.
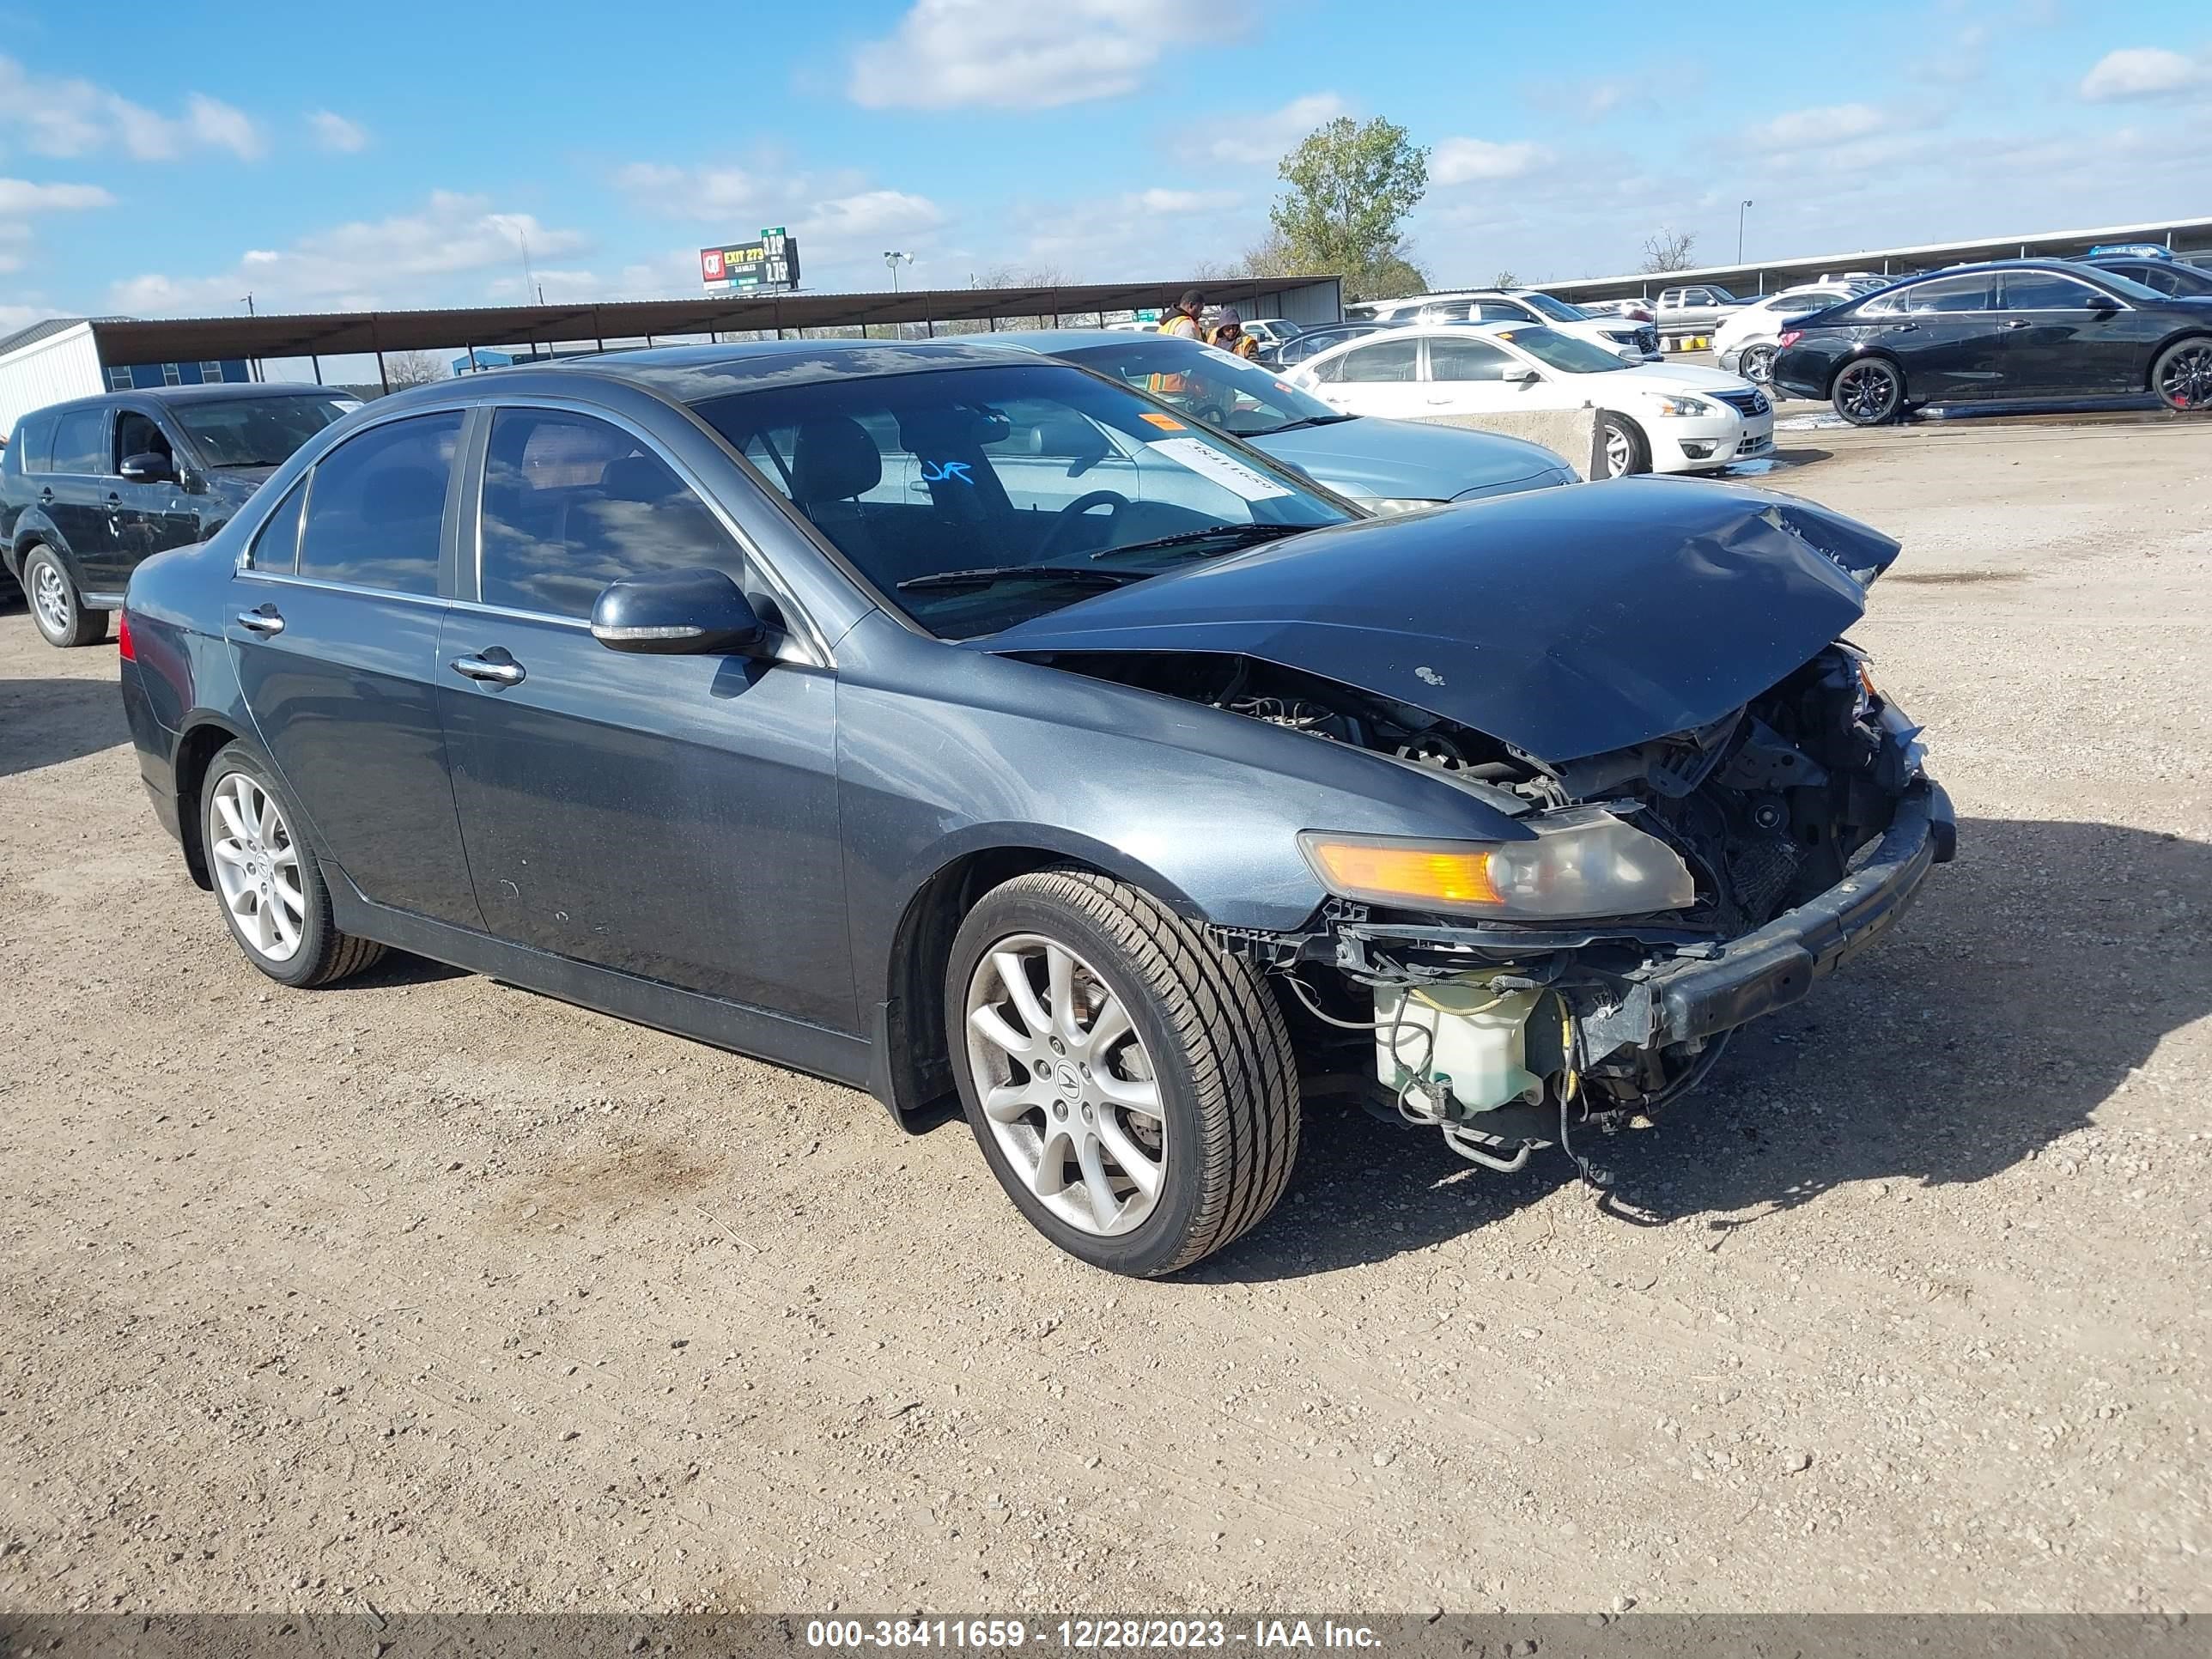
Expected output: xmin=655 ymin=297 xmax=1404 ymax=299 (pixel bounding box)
xmin=1303 ymin=839 xmax=1501 ymax=907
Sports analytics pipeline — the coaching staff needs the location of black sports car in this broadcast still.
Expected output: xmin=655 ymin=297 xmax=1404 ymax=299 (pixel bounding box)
xmin=1771 ymin=259 xmax=2212 ymax=425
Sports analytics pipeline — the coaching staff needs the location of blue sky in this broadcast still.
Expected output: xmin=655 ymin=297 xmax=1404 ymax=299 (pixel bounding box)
xmin=3 ymin=0 xmax=2209 ymax=338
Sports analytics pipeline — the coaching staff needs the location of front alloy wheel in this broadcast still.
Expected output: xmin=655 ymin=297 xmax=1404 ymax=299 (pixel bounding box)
xmin=2154 ymin=337 xmax=2212 ymax=411
xmin=945 ymin=869 xmax=1300 ymax=1276
xmin=964 ymin=933 xmax=1165 ymax=1237
xmin=1832 ymin=359 xmax=1903 ymax=425
xmin=1741 ymin=344 xmax=1776 ymax=386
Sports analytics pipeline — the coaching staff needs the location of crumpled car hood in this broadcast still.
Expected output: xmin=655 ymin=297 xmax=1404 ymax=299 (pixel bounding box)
xmin=981 ymin=477 xmax=1900 ymax=764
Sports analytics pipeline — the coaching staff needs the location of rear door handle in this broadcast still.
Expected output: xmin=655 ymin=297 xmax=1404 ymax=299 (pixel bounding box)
xmin=1887 ymin=322 xmax=1919 ymax=332
xmin=38 ymin=487 xmax=54 ymax=502
xmin=451 ymin=653 xmax=525 ymax=686
xmin=235 ymin=607 xmax=285 ymax=635
xmin=2003 ymin=319 xmax=2032 ymax=330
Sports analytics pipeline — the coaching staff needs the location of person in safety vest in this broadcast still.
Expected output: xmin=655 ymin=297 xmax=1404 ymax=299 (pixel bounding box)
xmin=1158 ymin=289 xmax=1206 ymax=339
xmin=1207 ymin=309 xmax=1259 ymax=359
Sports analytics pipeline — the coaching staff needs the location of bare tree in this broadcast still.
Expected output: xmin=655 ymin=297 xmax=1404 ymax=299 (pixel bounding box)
xmin=1639 ymin=228 xmax=1698 ymax=274
xmin=1492 ymin=269 xmax=1521 ymax=289
xmin=380 ymin=350 xmax=447 ymax=390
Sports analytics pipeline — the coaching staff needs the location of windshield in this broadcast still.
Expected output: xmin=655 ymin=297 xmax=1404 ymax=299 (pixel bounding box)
xmin=1516 ymin=292 xmax=1588 ymax=323
xmin=691 ymin=362 xmax=1349 ymax=639
xmin=1057 ymin=339 xmax=1345 ymax=437
xmin=173 ymin=394 xmax=359 ymax=467
xmin=1492 ymin=327 xmax=1633 ymax=375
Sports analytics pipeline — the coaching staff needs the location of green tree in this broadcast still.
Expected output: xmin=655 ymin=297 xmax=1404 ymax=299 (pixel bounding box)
xmin=1267 ymin=116 xmax=1432 ymax=302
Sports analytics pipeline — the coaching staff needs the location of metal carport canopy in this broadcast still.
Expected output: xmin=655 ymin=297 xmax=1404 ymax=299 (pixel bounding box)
xmin=87 ymin=276 xmax=1342 ymax=365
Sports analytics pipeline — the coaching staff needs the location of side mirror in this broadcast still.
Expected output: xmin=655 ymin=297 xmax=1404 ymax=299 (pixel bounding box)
xmin=2087 ymin=295 xmax=2120 ymax=318
xmin=1503 ymin=366 xmax=1541 ymax=386
xmin=590 ymin=567 xmax=769 ymax=657
xmin=119 ymin=451 xmax=177 ymax=484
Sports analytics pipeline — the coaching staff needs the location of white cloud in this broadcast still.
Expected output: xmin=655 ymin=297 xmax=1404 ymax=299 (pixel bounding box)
xmin=0 ymin=179 xmax=114 ymax=213
xmin=1123 ymin=187 xmax=1241 ymax=215
xmin=1432 ymin=137 xmax=1548 ymax=185
xmin=1194 ymin=92 xmax=1348 ymax=166
xmin=106 ymin=191 xmax=592 ymax=315
xmin=848 ymin=0 xmax=1229 ymax=110
xmin=0 ymin=58 xmax=263 ymax=161
xmin=1748 ymin=102 xmax=1890 ymax=150
xmin=2080 ymin=46 xmax=2204 ymax=100
xmin=308 ymin=110 xmax=369 ymax=153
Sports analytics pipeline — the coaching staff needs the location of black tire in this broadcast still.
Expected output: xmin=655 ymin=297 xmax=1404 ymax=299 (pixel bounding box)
xmin=22 ymin=544 xmax=107 ymax=647
xmin=1599 ymin=412 xmax=1650 ymax=477
xmin=2150 ymin=336 xmax=2212 ymax=411
xmin=201 ymin=744 xmax=385 ymax=989
xmin=945 ymin=868 xmax=1300 ymax=1277
xmin=1832 ymin=356 xmax=1905 ymax=426
xmin=1740 ymin=344 xmax=1776 ymax=386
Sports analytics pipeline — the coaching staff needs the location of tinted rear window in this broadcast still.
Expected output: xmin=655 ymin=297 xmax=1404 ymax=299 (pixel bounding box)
xmin=4 ymin=413 xmax=52 ymax=472
xmin=297 ymin=413 xmax=461 ymax=595
xmin=51 ymin=408 xmax=108 ymax=475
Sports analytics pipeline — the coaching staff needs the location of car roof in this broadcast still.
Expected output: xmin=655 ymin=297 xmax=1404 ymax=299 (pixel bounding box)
xmin=33 ymin=380 xmax=334 ymax=418
xmin=972 ymin=328 xmax=1177 ymax=353
xmin=542 ymin=337 xmax=1044 ymax=400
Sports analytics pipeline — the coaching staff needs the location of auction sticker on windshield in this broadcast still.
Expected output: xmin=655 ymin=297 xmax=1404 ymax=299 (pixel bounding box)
xmin=1148 ymin=438 xmax=1293 ymax=501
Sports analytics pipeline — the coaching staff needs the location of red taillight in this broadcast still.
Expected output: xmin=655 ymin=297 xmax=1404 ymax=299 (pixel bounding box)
xmin=1778 ymin=331 xmax=1802 ymax=349
xmin=117 ymin=609 xmax=135 ymax=662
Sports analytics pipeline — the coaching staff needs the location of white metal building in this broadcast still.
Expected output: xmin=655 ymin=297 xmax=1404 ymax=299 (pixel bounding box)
xmin=0 ymin=320 xmax=102 ymax=442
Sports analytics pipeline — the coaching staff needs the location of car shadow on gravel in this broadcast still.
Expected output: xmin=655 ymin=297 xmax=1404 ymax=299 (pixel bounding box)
xmin=1206 ymin=815 xmax=2211 ymax=1281
xmin=0 ymin=672 xmax=128 ymax=780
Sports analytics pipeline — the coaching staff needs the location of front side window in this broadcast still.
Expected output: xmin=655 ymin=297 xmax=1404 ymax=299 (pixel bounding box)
xmin=50 ymin=408 xmax=109 ymax=476
xmin=1060 ymin=340 xmax=1342 ymax=437
xmin=1426 ymin=337 xmax=1516 ymax=381
xmin=295 ymin=412 xmax=461 ymax=595
xmin=173 ymin=394 xmax=358 ymax=469
xmin=2001 ymin=271 xmax=2103 ymax=310
xmin=1490 ymin=327 xmax=1630 ymax=375
xmin=114 ymin=410 xmax=174 ymax=469
xmin=1326 ymin=337 xmax=1420 ymax=383
xmin=692 ymin=361 xmax=1346 ymax=639
xmin=478 ymin=408 xmax=748 ymax=618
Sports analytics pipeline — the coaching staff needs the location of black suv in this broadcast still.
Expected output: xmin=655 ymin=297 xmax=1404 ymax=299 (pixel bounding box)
xmin=3 ymin=383 xmax=360 ymax=647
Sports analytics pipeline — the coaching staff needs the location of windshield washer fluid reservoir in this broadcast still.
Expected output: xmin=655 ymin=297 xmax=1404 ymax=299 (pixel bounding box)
xmin=1374 ymin=980 xmax=1542 ymax=1113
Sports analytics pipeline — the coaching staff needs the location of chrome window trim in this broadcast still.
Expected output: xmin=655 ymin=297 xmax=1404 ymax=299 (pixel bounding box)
xmin=470 ymin=395 xmax=832 ymax=666
xmin=230 ymin=568 xmax=450 ymax=611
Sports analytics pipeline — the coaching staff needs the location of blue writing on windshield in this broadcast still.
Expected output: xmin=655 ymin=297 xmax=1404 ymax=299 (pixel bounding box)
xmin=921 ymin=459 xmax=974 ymax=485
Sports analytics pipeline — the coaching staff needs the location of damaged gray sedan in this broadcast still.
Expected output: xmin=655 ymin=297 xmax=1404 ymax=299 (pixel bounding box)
xmin=118 ymin=341 xmax=1953 ymax=1277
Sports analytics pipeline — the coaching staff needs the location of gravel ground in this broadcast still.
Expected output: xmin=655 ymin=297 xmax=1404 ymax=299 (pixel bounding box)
xmin=1 ymin=417 xmax=2207 ymax=1616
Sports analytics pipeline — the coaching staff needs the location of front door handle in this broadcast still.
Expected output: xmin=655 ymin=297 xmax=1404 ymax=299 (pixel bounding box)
xmin=2003 ymin=319 xmax=2032 ymax=330
xmin=38 ymin=487 xmax=53 ymax=502
xmin=451 ymin=652 xmax=526 ymax=686
xmin=235 ymin=606 xmax=285 ymax=635
xmin=1887 ymin=322 xmax=1919 ymax=332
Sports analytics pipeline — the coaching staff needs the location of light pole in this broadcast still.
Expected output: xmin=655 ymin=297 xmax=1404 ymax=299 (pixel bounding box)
xmin=1737 ymin=199 xmax=1753 ymax=266
xmin=883 ymin=250 xmax=912 ymax=293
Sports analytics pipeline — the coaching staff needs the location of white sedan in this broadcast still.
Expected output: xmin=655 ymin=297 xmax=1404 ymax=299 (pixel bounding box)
xmin=1711 ymin=284 xmax=1871 ymax=385
xmin=1282 ymin=323 xmax=1773 ymax=479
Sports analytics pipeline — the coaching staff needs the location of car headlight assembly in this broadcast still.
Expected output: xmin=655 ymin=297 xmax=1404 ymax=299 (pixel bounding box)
xmin=1361 ymin=496 xmax=1450 ymax=516
xmin=1300 ymin=808 xmax=1696 ymax=921
xmin=1654 ymin=393 xmax=1720 ymax=417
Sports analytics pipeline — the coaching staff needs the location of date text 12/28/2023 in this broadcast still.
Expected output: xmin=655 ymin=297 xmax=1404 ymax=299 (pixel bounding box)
xmin=804 ymin=1620 xmax=1382 ymax=1650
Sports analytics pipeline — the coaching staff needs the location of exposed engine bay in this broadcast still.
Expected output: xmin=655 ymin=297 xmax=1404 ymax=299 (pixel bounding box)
xmin=1048 ymin=641 xmax=1945 ymax=1183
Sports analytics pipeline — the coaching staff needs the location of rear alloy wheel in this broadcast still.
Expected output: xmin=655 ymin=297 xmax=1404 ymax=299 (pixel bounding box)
xmin=202 ymin=744 xmax=385 ymax=988
xmin=1740 ymin=344 xmax=1777 ymax=386
xmin=1600 ymin=413 xmax=1649 ymax=477
xmin=1832 ymin=358 xmax=1904 ymax=426
xmin=947 ymin=869 xmax=1299 ymax=1277
xmin=23 ymin=546 xmax=107 ymax=647
xmin=2152 ymin=337 xmax=2212 ymax=411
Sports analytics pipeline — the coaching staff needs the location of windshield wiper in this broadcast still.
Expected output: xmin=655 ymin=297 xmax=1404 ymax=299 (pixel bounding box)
xmin=897 ymin=564 xmax=1146 ymax=593
xmin=1090 ymin=522 xmax=1316 ymax=560
xmin=1268 ymin=414 xmax=1358 ymax=431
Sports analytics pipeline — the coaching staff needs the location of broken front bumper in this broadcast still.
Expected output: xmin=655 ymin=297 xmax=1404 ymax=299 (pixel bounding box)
xmin=1578 ymin=776 xmax=1956 ymax=1057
